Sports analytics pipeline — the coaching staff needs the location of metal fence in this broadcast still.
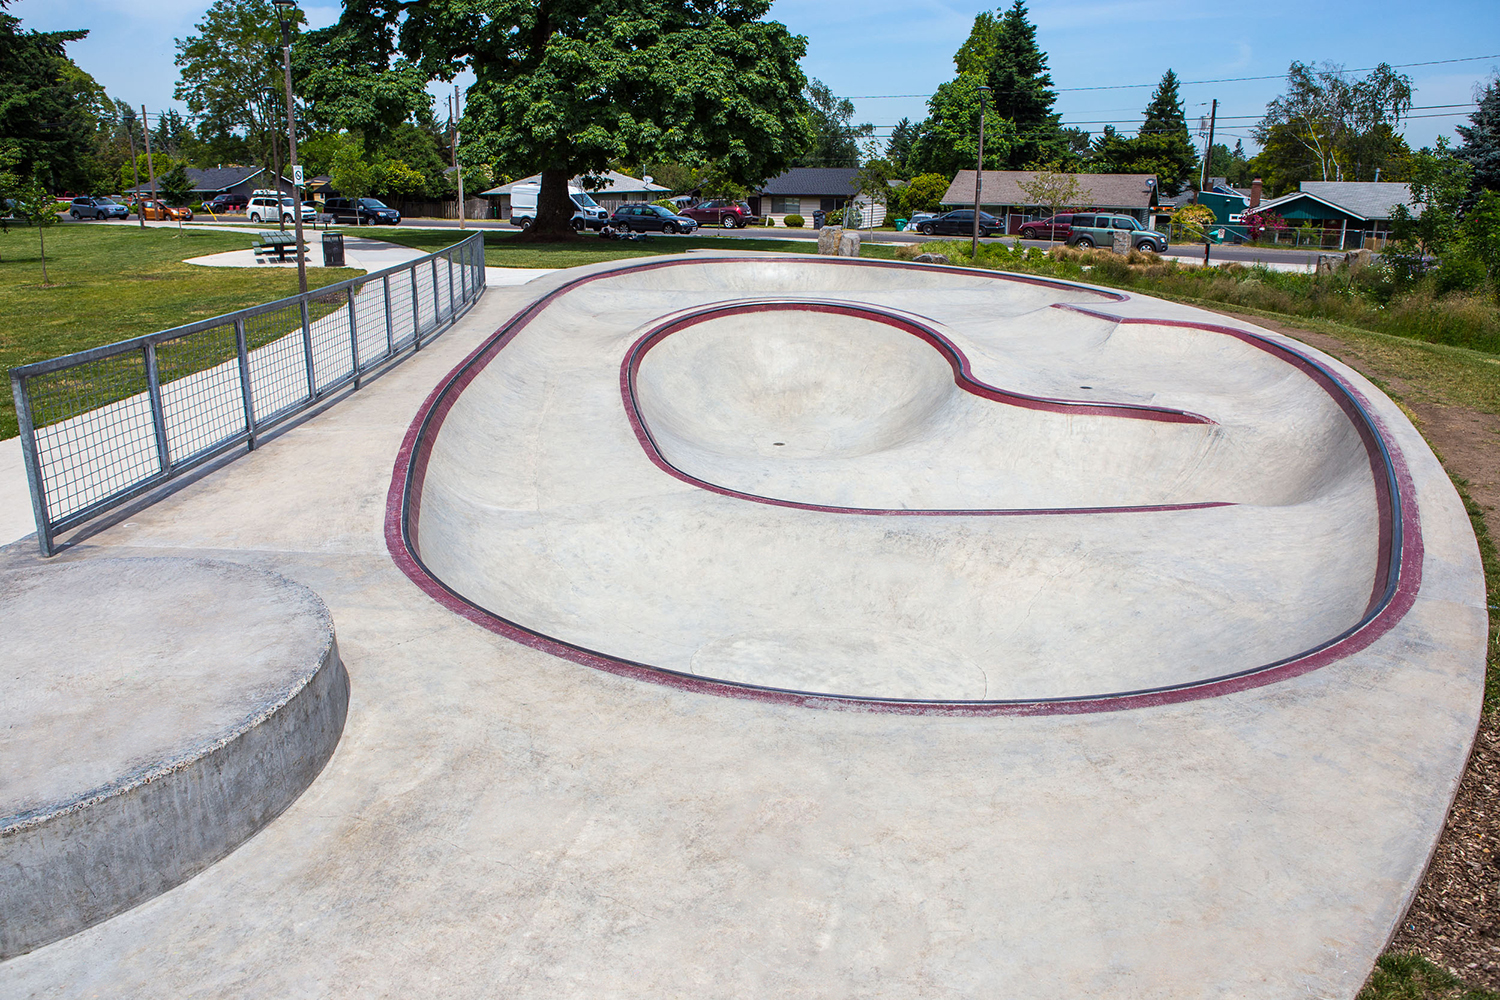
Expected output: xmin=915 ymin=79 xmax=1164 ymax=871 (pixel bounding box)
xmin=10 ymin=231 xmax=487 ymax=555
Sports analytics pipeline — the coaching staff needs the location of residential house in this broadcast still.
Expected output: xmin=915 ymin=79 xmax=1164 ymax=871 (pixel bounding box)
xmin=1256 ymin=181 xmax=1415 ymax=249
xmin=939 ymin=171 xmax=1160 ymax=233
xmin=753 ymin=168 xmax=893 ymax=227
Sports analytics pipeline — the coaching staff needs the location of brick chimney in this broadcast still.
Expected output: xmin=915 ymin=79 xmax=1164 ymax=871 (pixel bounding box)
xmin=1250 ymin=178 xmax=1262 ymax=209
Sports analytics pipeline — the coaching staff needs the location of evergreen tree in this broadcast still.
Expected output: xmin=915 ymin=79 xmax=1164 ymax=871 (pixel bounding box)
xmin=1127 ymin=69 xmax=1198 ymax=195
xmin=797 ymin=79 xmax=871 ymax=168
xmin=886 ymin=117 xmax=917 ymax=174
xmin=982 ymin=1 xmax=1062 ymax=168
xmin=0 ymin=2 xmax=96 ymax=190
xmin=1456 ymin=78 xmax=1500 ymax=194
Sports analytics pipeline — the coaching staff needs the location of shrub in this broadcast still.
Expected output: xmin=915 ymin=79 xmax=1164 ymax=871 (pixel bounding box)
xmin=783 ymin=213 xmax=804 ymax=228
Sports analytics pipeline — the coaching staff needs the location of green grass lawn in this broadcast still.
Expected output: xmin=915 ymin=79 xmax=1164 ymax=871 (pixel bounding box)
xmin=0 ymin=225 xmax=363 ymax=440
xmin=342 ymin=226 xmax=903 ymax=268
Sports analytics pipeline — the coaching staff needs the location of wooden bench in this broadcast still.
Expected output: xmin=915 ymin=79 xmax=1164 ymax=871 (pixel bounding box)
xmin=252 ymin=230 xmax=305 ymax=263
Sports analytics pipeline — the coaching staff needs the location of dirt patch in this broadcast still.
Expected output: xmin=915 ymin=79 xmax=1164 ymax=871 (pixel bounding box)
xmin=1210 ymin=308 xmax=1500 ymax=992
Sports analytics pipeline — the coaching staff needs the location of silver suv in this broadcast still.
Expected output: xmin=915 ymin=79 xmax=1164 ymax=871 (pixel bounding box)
xmin=1066 ymin=213 xmax=1168 ymax=252
xmin=247 ymin=190 xmax=316 ymax=225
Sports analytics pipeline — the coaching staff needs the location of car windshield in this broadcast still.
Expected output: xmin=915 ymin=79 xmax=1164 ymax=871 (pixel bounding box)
xmin=649 ymin=206 xmax=675 ymax=217
xmin=359 ymin=199 xmax=389 ymax=209
xmin=1115 ymin=218 xmax=1142 ymax=230
xmin=96 ymin=198 xmax=118 ymax=205
xmin=571 ymin=192 xmax=600 ymax=208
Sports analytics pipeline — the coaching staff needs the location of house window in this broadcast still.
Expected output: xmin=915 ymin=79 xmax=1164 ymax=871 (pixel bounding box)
xmin=770 ymin=196 xmax=800 ymax=214
xmin=819 ymin=197 xmax=847 ymax=212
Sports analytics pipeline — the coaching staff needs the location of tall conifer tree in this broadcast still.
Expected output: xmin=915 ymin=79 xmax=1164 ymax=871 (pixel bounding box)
xmin=1124 ymin=69 xmax=1198 ymax=194
xmin=983 ymin=1 xmax=1062 ymax=168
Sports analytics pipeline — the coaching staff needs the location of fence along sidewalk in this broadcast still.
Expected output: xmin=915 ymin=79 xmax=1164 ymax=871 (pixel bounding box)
xmin=10 ymin=232 xmax=487 ymax=556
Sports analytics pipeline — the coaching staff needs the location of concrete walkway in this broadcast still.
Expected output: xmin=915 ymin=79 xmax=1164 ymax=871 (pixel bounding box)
xmin=0 ymin=257 xmax=1485 ymax=999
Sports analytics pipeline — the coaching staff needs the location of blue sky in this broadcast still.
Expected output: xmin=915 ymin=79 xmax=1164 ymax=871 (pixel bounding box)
xmin=15 ymin=0 xmax=1500 ymax=155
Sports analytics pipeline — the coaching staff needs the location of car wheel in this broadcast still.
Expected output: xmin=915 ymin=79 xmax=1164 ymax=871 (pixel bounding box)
xmin=518 ymin=218 xmax=532 ymax=231
xmin=661 ymin=221 xmax=678 ymax=235
xmin=570 ymin=217 xmax=585 ymax=232
xmin=70 ymin=210 xmax=79 ymax=219
xmin=1075 ymin=237 xmax=1094 ymax=248
xmin=249 ymin=213 xmax=261 ymax=223
xmin=918 ymin=223 xmax=934 ymax=235
xmin=721 ymin=215 xmax=737 ymax=229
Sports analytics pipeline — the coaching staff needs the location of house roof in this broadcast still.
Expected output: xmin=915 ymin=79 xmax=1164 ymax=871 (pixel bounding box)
xmin=1282 ymin=181 xmax=1415 ymax=221
xmin=940 ymin=171 xmax=1158 ymax=209
xmin=125 ymin=165 xmax=282 ymax=195
xmin=758 ymin=167 xmax=861 ymax=196
xmin=480 ymin=171 xmax=669 ymax=196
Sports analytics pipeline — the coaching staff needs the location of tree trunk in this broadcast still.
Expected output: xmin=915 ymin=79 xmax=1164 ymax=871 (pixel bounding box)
xmin=517 ymin=167 xmax=580 ymax=241
xmin=38 ymin=226 xmax=48 ymax=285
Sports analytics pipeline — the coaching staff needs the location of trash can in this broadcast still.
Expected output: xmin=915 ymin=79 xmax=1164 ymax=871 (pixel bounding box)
xmin=812 ymin=209 xmax=826 ymax=230
xmin=894 ymin=218 xmax=908 ymax=231
xmin=322 ymin=230 xmax=345 ymax=267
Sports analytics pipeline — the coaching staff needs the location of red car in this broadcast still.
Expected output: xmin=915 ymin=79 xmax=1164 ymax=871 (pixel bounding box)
xmin=1018 ymin=214 xmax=1073 ymax=240
xmin=678 ymin=199 xmax=758 ymax=228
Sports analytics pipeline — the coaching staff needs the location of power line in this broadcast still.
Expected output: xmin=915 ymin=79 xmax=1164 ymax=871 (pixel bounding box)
xmin=846 ymin=52 xmax=1500 ymax=99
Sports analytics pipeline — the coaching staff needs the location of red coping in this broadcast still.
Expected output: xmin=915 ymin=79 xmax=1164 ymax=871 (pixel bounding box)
xmin=385 ymin=256 xmax=1421 ymax=716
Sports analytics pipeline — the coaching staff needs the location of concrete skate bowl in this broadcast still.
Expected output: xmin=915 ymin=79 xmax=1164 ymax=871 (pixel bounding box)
xmin=389 ymin=255 xmax=1417 ymax=714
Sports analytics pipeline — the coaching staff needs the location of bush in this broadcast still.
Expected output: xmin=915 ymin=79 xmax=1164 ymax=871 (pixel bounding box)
xmin=783 ymin=213 xmax=804 ymax=228
xmin=651 ymin=198 xmax=676 ymax=209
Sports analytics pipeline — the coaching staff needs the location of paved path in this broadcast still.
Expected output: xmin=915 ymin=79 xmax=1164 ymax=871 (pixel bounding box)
xmin=0 ymin=255 xmax=1484 ymax=999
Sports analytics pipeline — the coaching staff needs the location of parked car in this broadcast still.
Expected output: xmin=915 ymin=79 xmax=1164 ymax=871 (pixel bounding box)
xmin=509 ymin=181 xmax=609 ymax=231
xmin=902 ymin=211 xmax=938 ymax=231
xmin=324 ymin=196 xmax=402 ymax=225
xmin=1 ymin=198 xmax=32 ymax=224
xmin=246 ymin=190 xmax=316 ymax=225
xmin=69 ymin=196 xmax=130 ymax=221
xmin=607 ymin=204 xmax=699 ymax=235
xmin=1018 ymin=214 xmax=1074 ymax=241
xmin=914 ymin=209 xmax=1001 ymax=237
xmin=139 ymin=200 xmax=194 ymax=222
xmin=1065 ymin=213 xmax=1168 ymax=252
xmin=203 ymin=193 xmax=249 ymax=214
xmin=679 ymin=199 xmax=758 ymax=229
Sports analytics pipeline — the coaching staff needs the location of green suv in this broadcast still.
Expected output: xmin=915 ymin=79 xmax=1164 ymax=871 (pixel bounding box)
xmin=1065 ymin=213 xmax=1168 ymax=253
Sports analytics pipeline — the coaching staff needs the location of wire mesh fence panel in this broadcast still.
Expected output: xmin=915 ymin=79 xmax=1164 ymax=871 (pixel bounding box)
xmin=13 ymin=233 xmax=485 ymax=554
xmin=413 ymin=264 xmax=437 ymax=339
xmin=387 ymin=273 xmax=417 ymax=352
xmin=353 ymin=280 xmax=388 ymax=371
xmin=156 ymin=322 xmax=247 ymax=464
xmin=244 ymin=301 xmax=313 ymax=423
xmin=307 ymin=287 xmax=355 ymax=393
xmin=25 ymin=354 xmax=159 ymax=522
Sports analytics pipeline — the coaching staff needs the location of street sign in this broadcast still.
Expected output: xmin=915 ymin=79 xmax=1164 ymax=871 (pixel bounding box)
xmin=293 ymin=165 xmax=304 ymax=186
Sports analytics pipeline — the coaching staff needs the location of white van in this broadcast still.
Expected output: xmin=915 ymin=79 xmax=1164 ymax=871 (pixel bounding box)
xmin=509 ymin=181 xmax=608 ymax=231
xmin=247 ymin=189 xmax=316 ymax=225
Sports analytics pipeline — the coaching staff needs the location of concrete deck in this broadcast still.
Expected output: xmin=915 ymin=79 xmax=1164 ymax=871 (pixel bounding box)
xmin=0 ymin=256 xmax=1485 ymax=999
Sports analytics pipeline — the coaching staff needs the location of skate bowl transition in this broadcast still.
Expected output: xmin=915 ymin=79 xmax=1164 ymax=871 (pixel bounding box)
xmin=389 ymin=255 xmax=1443 ymax=712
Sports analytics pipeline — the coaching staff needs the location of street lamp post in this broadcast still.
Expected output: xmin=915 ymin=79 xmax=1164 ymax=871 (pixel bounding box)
xmin=971 ymin=85 xmax=991 ymax=262
xmin=271 ymin=0 xmax=307 ymax=294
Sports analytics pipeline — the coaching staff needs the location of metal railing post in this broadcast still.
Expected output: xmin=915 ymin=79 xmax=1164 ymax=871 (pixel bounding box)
xmin=11 ymin=372 xmax=55 ymax=555
xmin=383 ymin=274 xmax=395 ymax=360
xmin=347 ymin=286 xmax=361 ymax=389
xmin=143 ymin=342 xmax=172 ymax=475
xmin=300 ymin=298 xmax=316 ymax=399
xmin=447 ymin=250 xmax=457 ymax=319
xmin=234 ymin=317 xmax=257 ymax=451
xmin=411 ymin=267 xmax=422 ymax=349
xmin=431 ymin=257 xmax=441 ymax=326
xmin=457 ymin=245 xmax=467 ymax=303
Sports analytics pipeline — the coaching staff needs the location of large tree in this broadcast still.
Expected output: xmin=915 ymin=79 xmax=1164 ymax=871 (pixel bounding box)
xmin=1122 ymin=69 xmax=1198 ymax=195
xmin=293 ymin=19 xmax=433 ymax=148
xmin=1456 ymin=78 xmax=1500 ymax=195
xmin=958 ymin=1 xmax=1063 ymax=168
xmin=388 ymin=0 xmax=813 ymax=238
xmin=796 ymin=79 xmax=871 ymax=168
xmin=174 ymin=0 xmax=304 ymax=181
xmin=1253 ymin=61 xmax=1413 ymax=187
xmin=0 ymin=1 xmax=97 ymax=190
xmin=906 ymin=74 xmax=1016 ymax=179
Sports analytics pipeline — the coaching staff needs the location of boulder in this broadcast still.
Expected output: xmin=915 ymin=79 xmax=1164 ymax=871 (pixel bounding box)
xmin=838 ymin=230 xmax=861 ymax=257
xmin=817 ymin=226 xmax=843 ymax=255
xmin=912 ymin=253 xmax=950 ymax=264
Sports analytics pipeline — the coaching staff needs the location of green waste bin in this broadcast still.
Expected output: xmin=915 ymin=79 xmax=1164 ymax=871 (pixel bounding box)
xmin=894 ymin=219 xmax=908 ymax=231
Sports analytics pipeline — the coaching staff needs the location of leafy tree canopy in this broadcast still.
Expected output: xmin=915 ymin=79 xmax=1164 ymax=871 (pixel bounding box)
xmin=0 ymin=4 xmax=96 ymax=190
xmin=955 ymin=1 xmax=1064 ymax=168
xmin=1253 ymin=61 xmax=1413 ymax=187
xmin=907 ymin=75 xmax=1016 ymax=178
xmin=293 ymin=19 xmax=433 ymax=148
xmin=797 ymin=79 xmax=871 ymax=168
xmin=381 ymin=0 xmax=814 ymax=236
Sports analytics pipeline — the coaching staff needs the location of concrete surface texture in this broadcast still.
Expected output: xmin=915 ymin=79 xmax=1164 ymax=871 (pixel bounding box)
xmin=0 ymin=254 xmax=1486 ymax=999
xmin=0 ymin=557 xmax=347 ymax=959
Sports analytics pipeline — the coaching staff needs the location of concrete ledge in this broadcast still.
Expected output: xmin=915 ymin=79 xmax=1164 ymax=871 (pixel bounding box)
xmin=0 ymin=558 xmax=348 ymax=959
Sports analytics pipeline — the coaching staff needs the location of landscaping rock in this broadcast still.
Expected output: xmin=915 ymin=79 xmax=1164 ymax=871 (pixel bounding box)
xmin=838 ymin=230 xmax=860 ymax=257
xmin=912 ymin=253 xmax=950 ymax=264
xmin=817 ymin=226 xmax=843 ymax=255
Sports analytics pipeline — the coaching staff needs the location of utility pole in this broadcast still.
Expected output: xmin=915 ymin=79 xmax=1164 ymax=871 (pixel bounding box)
xmin=125 ymin=118 xmax=144 ymax=228
xmin=141 ymin=106 xmax=159 ymax=216
xmin=451 ymin=87 xmax=466 ymax=230
xmin=271 ymin=0 xmax=307 ymax=294
xmin=972 ymin=84 xmax=991 ymax=261
xmin=1199 ymin=98 xmax=1218 ymax=192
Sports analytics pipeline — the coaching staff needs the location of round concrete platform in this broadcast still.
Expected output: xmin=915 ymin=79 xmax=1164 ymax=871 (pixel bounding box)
xmin=0 ymin=557 xmax=347 ymax=959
